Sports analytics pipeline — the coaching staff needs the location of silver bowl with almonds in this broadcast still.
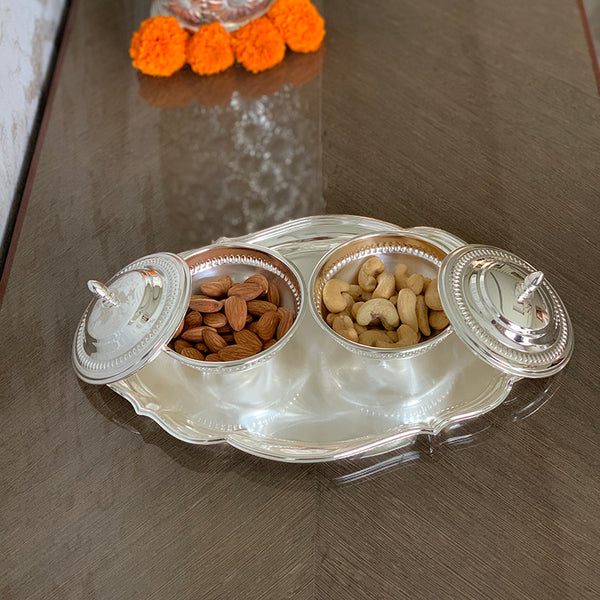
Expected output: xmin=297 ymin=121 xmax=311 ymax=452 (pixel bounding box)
xmin=166 ymin=244 xmax=304 ymax=371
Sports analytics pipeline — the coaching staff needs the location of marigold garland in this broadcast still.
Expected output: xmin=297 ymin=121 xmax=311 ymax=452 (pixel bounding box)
xmin=130 ymin=16 xmax=189 ymax=77
xmin=187 ymin=22 xmax=234 ymax=75
xmin=129 ymin=1 xmax=325 ymax=78
xmin=230 ymin=17 xmax=286 ymax=74
xmin=267 ymin=0 xmax=325 ymax=53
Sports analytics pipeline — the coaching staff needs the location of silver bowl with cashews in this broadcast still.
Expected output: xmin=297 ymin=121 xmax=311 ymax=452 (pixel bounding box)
xmin=310 ymin=232 xmax=454 ymax=359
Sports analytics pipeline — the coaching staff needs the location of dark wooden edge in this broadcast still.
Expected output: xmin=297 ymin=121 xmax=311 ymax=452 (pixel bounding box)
xmin=577 ymin=0 xmax=600 ymax=94
xmin=0 ymin=0 xmax=78 ymax=307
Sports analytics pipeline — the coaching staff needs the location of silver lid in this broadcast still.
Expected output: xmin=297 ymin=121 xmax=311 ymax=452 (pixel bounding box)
xmin=73 ymin=253 xmax=191 ymax=384
xmin=439 ymin=245 xmax=573 ymax=378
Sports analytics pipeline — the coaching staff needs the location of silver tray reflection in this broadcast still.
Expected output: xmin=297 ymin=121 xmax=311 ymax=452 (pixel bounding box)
xmin=109 ymin=216 xmax=517 ymax=462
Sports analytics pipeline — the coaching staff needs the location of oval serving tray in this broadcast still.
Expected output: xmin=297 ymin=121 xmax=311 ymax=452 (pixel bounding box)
xmin=108 ymin=215 xmax=518 ymax=462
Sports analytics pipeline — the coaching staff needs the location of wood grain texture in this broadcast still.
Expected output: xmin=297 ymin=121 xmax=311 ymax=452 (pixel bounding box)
xmin=1 ymin=0 xmax=599 ymax=598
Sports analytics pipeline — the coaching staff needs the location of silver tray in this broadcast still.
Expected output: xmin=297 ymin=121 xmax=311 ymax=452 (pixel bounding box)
xmin=109 ymin=215 xmax=518 ymax=462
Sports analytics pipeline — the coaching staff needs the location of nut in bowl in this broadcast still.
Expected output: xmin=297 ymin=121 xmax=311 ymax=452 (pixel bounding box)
xmin=168 ymin=243 xmax=304 ymax=371
xmin=310 ymin=232 xmax=453 ymax=359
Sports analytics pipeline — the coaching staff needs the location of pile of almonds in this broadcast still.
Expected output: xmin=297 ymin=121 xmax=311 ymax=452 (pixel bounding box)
xmin=171 ymin=273 xmax=295 ymax=362
xmin=322 ymin=256 xmax=450 ymax=349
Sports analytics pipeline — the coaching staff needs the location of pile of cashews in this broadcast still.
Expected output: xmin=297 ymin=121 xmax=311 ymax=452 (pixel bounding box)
xmin=322 ymin=256 xmax=450 ymax=348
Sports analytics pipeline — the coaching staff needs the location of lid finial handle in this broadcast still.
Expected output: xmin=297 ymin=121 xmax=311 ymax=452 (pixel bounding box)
xmin=516 ymin=271 xmax=544 ymax=304
xmin=87 ymin=280 xmax=120 ymax=308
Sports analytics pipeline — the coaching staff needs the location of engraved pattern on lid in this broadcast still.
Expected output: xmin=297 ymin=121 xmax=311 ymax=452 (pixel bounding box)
xmin=439 ymin=245 xmax=573 ymax=378
xmin=73 ymin=253 xmax=191 ymax=384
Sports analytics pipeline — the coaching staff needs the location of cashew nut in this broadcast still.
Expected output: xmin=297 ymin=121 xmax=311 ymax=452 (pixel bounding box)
xmin=415 ymin=294 xmax=431 ymax=336
xmin=407 ymin=273 xmax=424 ymax=295
xmin=429 ymin=310 xmax=449 ymax=330
xmin=341 ymin=292 xmax=354 ymax=311
xmin=348 ymin=284 xmax=363 ymax=300
xmin=326 ymin=308 xmax=352 ymax=326
xmin=354 ymin=323 xmax=367 ymax=335
xmin=389 ymin=294 xmax=398 ymax=306
xmin=394 ymin=264 xmax=409 ymax=290
xmin=372 ymin=272 xmax=396 ymax=299
xmin=356 ymin=298 xmax=400 ymax=330
xmin=332 ymin=315 xmax=359 ymax=342
xmin=323 ymin=278 xmax=350 ymax=313
xmin=351 ymin=301 xmax=365 ymax=320
xmin=397 ymin=288 xmax=419 ymax=333
xmin=348 ymin=284 xmax=372 ymax=301
xmin=358 ymin=329 xmax=395 ymax=347
xmin=424 ymin=278 xmax=443 ymax=311
xmin=358 ymin=257 xmax=385 ymax=292
xmin=375 ymin=324 xmax=420 ymax=348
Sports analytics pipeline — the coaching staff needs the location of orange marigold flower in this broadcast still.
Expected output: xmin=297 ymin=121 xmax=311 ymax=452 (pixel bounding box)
xmin=230 ymin=17 xmax=286 ymax=73
xmin=267 ymin=0 xmax=325 ymax=53
xmin=130 ymin=16 xmax=189 ymax=77
xmin=187 ymin=22 xmax=234 ymax=75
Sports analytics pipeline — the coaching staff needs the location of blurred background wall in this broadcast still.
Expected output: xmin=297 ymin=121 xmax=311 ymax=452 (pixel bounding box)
xmin=0 ymin=0 xmax=67 ymax=257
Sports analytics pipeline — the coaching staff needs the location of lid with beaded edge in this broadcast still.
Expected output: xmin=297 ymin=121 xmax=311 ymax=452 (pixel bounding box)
xmin=73 ymin=252 xmax=191 ymax=384
xmin=438 ymin=245 xmax=573 ymax=378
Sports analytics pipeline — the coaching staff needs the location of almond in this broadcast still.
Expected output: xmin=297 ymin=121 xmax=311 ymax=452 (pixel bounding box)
xmin=224 ymin=295 xmax=247 ymax=331
xmin=267 ymin=281 xmax=280 ymax=306
xmin=246 ymin=299 xmax=278 ymax=316
xmin=227 ymin=281 xmax=263 ymax=302
xmin=199 ymin=275 xmax=232 ymax=298
xmin=216 ymin=323 xmax=234 ymax=334
xmin=195 ymin=342 xmax=210 ymax=354
xmin=218 ymin=344 xmax=258 ymax=361
xmin=189 ymin=296 xmax=223 ymax=313
xmin=174 ymin=319 xmax=185 ymax=338
xmin=184 ymin=310 xmax=203 ymax=329
xmin=174 ymin=339 xmax=192 ymax=353
xmin=198 ymin=281 xmax=225 ymax=298
xmin=221 ymin=333 xmax=235 ymax=343
xmin=263 ymin=338 xmax=278 ymax=350
xmin=202 ymin=312 xmax=228 ymax=328
xmin=218 ymin=275 xmax=233 ymax=294
xmin=181 ymin=325 xmax=216 ymax=343
xmin=180 ymin=347 xmax=204 ymax=361
xmin=246 ymin=321 xmax=261 ymax=335
xmin=257 ymin=310 xmax=279 ymax=341
xmin=245 ymin=274 xmax=269 ymax=295
xmin=234 ymin=329 xmax=263 ymax=352
xmin=203 ymin=329 xmax=228 ymax=353
xmin=205 ymin=353 xmax=222 ymax=362
xmin=276 ymin=307 xmax=294 ymax=339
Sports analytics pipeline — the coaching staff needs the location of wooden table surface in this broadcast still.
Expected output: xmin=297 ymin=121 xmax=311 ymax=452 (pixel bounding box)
xmin=1 ymin=1 xmax=599 ymax=598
